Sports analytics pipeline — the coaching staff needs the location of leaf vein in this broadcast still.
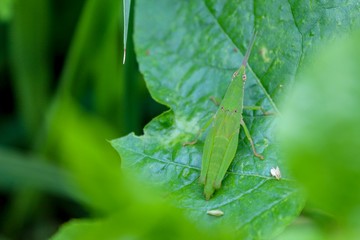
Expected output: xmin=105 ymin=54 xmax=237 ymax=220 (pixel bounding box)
xmin=237 ymin=190 xmax=297 ymax=229
xmin=202 ymin=0 xmax=280 ymax=114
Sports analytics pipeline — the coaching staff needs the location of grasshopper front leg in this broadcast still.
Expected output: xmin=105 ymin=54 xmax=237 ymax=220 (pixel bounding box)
xmin=182 ymin=115 xmax=214 ymax=146
xmin=243 ymin=105 xmax=273 ymax=115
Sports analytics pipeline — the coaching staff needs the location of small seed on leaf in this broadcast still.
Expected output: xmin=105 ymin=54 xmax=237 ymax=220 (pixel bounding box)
xmin=207 ymin=209 xmax=224 ymax=217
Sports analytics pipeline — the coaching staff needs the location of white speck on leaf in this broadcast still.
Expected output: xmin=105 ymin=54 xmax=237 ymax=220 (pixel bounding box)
xmin=270 ymin=166 xmax=281 ymax=180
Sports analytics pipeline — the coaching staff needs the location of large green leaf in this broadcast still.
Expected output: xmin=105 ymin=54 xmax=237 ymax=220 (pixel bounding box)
xmin=112 ymin=0 xmax=359 ymax=238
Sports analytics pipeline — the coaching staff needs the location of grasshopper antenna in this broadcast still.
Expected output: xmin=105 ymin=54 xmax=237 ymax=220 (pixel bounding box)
xmin=241 ymin=31 xmax=257 ymax=67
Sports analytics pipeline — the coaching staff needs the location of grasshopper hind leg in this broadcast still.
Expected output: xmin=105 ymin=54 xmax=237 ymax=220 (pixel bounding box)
xmin=240 ymin=119 xmax=264 ymax=160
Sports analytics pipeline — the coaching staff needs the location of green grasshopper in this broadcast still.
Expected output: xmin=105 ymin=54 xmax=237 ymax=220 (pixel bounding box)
xmin=186 ymin=32 xmax=265 ymax=200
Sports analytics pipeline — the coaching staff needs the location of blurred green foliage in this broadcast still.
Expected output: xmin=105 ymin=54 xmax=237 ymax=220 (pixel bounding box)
xmin=280 ymin=31 xmax=360 ymax=239
xmin=0 ymin=0 xmax=13 ymax=22
xmin=0 ymin=0 xmax=167 ymax=239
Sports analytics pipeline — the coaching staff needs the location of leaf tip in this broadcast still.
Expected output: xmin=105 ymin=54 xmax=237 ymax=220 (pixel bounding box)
xmin=123 ymin=48 xmax=127 ymax=64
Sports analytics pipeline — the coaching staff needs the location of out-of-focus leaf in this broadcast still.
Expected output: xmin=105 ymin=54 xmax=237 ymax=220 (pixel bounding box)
xmin=280 ymin=30 xmax=360 ymax=238
xmin=46 ymin=98 xmax=124 ymax=214
xmin=9 ymin=0 xmax=51 ymax=138
xmin=275 ymin=218 xmax=326 ymax=240
xmin=0 ymin=0 xmax=14 ymax=21
xmin=112 ymin=0 xmax=360 ymax=238
xmin=51 ymin=207 xmax=231 ymax=240
xmin=0 ymin=147 xmax=82 ymax=201
xmin=57 ymin=0 xmax=118 ymax=93
xmin=40 ymin=0 xmax=126 ymax=213
xmin=54 ymin=0 xmax=123 ymax=133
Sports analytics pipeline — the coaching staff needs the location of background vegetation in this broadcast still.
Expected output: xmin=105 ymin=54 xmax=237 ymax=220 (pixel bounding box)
xmin=1 ymin=0 xmax=360 ymax=239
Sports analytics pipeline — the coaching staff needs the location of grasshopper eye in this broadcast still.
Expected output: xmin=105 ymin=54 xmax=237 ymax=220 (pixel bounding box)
xmin=242 ymin=74 xmax=247 ymax=81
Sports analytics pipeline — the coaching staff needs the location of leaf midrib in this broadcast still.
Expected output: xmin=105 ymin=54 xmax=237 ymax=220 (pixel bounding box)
xmin=203 ymin=0 xmax=280 ymax=114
